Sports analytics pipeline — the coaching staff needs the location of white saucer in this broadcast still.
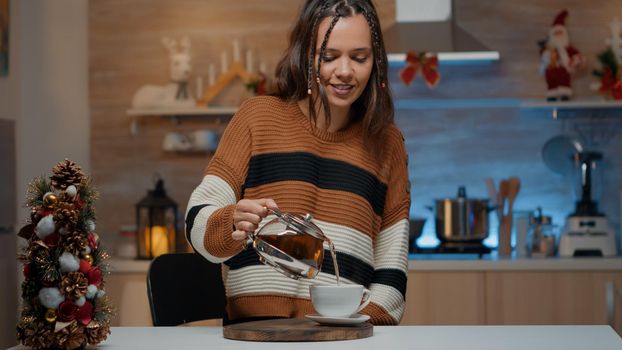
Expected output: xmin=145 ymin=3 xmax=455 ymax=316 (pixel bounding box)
xmin=305 ymin=313 xmax=370 ymax=326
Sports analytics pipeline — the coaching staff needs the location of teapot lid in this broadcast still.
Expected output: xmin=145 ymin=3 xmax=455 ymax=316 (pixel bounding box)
xmin=270 ymin=208 xmax=325 ymax=240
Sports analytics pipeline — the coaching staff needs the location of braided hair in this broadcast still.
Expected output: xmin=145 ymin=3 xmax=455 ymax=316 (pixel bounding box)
xmin=273 ymin=0 xmax=393 ymax=145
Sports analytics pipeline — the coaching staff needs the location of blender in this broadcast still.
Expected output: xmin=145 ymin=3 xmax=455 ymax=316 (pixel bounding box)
xmin=558 ymin=151 xmax=617 ymax=256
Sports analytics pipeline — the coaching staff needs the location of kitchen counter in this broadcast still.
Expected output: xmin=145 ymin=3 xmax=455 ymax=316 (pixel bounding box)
xmin=8 ymin=325 xmax=622 ymax=350
xmin=108 ymin=256 xmax=622 ymax=273
xmin=408 ymin=254 xmax=622 ymax=271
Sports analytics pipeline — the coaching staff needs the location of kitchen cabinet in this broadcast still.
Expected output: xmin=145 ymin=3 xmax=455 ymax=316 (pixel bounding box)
xmin=485 ymin=271 xmax=622 ymax=334
xmin=402 ymin=271 xmax=486 ymax=325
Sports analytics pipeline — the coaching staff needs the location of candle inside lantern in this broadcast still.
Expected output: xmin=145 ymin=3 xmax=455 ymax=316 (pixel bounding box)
xmin=146 ymin=225 xmax=169 ymax=258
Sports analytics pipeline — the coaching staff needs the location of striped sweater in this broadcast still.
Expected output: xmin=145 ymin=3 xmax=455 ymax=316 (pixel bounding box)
xmin=185 ymin=96 xmax=411 ymax=325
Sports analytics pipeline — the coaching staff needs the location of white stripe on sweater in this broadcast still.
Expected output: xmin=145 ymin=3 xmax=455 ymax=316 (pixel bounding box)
xmin=374 ymin=219 xmax=409 ymax=272
xmin=226 ymin=265 xmax=352 ymax=298
xmin=185 ymin=175 xmax=237 ymax=263
xmin=369 ymin=282 xmax=405 ymax=322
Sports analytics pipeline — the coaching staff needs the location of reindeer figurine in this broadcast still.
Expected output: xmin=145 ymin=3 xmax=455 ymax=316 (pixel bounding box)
xmin=131 ymin=36 xmax=195 ymax=108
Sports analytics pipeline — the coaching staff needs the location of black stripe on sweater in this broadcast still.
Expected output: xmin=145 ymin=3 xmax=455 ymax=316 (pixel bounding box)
xmin=225 ymin=248 xmax=406 ymax=298
xmin=243 ymin=152 xmax=387 ymax=216
xmin=185 ymin=204 xmax=210 ymax=252
xmin=372 ymin=268 xmax=407 ymax=299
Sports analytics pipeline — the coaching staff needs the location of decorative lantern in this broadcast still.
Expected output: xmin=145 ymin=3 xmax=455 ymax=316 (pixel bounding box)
xmin=136 ymin=177 xmax=178 ymax=259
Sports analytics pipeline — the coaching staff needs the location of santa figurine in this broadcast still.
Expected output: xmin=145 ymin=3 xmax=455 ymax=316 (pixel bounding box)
xmin=539 ymin=9 xmax=585 ymax=101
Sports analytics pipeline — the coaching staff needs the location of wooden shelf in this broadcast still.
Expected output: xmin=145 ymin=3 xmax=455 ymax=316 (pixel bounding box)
xmin=126 ymin=106 xmax=238 ymax=117
xmin=126 ymin=106 xmax=237 ymax=135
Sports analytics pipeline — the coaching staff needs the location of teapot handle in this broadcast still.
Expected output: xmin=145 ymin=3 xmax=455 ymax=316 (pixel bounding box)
xmin=243 ymin=232 xmax=256 ymax=250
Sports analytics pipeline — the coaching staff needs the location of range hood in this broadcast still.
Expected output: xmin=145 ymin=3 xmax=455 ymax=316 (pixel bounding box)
xmin=384 ymin=0 xmax=500 ymax=64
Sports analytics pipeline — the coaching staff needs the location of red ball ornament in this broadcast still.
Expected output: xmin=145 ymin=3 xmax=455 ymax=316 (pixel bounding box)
xmin=79 ymin=259 xmax=92 ymax=274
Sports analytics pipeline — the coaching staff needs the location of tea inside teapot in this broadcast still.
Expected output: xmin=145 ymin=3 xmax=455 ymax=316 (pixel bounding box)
xmin=245 ymin=209 xmax=340 ymax=283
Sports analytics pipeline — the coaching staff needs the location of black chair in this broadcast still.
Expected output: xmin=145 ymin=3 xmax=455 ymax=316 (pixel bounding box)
xmin=147 ymin=253 xmax=226 ymax=326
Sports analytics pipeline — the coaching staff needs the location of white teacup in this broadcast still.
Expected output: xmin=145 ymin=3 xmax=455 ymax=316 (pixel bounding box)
xmin=309 ymin=284 xmax=371 ymax=318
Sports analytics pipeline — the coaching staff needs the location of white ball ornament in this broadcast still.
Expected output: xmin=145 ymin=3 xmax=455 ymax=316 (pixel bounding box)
xmin=82 ymin=246 xmax=92 ymax=255
xmin=39 ymin=288 xmax=64 ymax=309
xmin=76 ymin=296 xmax=86 ymax=307
xmin=65 ymin=185 xmax=78 ymax=198
xmin=96 ymin=290 xmax=106 ymax=298
xmin=35 ymin=215 xmax=56 ymax=239
xmin=86 ymin=220 xmax=96 ymax=232
xmin=86 ymin=285 xmax=98 ymax=299
xmin=59 ymin=252 xmax=80 ymax=273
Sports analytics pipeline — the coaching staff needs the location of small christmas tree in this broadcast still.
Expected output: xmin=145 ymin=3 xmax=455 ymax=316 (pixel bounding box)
xmin=16 ymin=159 xmax=113 ymax=350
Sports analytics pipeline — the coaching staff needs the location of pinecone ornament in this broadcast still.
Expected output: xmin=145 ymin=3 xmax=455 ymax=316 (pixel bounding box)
xmin=50 ymin=159 xmax=85 ymax=190
xmin=54 ymin=202 xmax=79 ymax=229
xmin=63 ymin=231 xmax=88 ymax=256
xmin=85 ymin=323 xmax=110 ymax=344
xmin=21 ymin=279 xmax=38 ymax=300
xmin=55 ymin=322 xmax=87 ymax=350
xmin=61 ymin=272 xmax=89 ymax=300
xmin=17 ymin=319 xmax=53 ymax=350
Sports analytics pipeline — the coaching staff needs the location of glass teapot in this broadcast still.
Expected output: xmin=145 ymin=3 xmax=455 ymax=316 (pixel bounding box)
xmin=243 ymin=208 xmax=330 ymax=280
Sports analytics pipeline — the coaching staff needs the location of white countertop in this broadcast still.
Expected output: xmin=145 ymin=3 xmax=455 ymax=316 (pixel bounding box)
xmin=9 ymin=325 xmax=622 ymax=350
xmin=108 ymin=256 xmax=622 ymax=273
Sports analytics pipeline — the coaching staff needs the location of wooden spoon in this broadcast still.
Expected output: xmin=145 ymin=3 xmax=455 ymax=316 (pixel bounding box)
xmin=507 ymin=177 xmax=521 ymax=215
xmin=497 ymin=179 xmax=511 ymax=256
xmin=498 ymin=179 xmax=509 ymax=218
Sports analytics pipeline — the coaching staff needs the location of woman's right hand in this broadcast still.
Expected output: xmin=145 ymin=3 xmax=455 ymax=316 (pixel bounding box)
xmin=232 ymin=198 xmax=279 ymax=241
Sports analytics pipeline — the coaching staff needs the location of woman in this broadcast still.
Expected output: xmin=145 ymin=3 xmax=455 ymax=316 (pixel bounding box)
xmin=185 ymin=0 xmax=410 ymax=325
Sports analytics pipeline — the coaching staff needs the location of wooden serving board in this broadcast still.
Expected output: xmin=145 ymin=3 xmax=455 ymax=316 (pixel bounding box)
xmin=222 ymin=318 xmax=373 ymax=342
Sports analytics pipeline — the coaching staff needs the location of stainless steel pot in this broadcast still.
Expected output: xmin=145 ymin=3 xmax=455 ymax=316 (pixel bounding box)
xmin=432 ymin=187 xmax=491 ymax=242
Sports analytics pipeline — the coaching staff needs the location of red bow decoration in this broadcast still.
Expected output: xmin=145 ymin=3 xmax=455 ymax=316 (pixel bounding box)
xmin=399 ymin=51 xmax=441 ymax=88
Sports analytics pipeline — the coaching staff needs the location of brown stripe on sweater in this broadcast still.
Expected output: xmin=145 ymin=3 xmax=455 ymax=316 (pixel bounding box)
xmin=204 ymin=205 xmax=245 ymax=258
xmin=361 ymin=302 xmax=399 ymax=325
xmin=227 ymin=295 xmax=315 ymax=320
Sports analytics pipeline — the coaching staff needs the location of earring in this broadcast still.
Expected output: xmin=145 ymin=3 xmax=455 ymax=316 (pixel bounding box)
xmin=381 ymin=82 xmax=386 ymax=88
